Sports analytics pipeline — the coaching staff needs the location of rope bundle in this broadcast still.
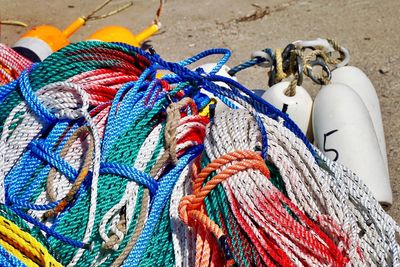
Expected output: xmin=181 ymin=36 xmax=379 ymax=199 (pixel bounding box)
xmin=0 ymin=40 xmax=397 ymax=267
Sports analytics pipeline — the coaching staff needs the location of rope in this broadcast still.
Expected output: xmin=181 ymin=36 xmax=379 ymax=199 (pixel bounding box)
xmin=0 ymin=215 xmax=62 ymax=267
xmin=228 ymin=48 xmax=273 ymax=76
xmin=180 ymin=109 xmax=355 ymax=266
xmin=44 ymin=126 xmax=94 ymax=218
xmin=230 ymin=38 xmax=349 ymax=97
xmin=0 ymin=44 xmax=32 ymax=86
xmin=0 ymin=40 xmax=397 ymax=267
xmin=154 ymin=0 xmax=166 ymax=25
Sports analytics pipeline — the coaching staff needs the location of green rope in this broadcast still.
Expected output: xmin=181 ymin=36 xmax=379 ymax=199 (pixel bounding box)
xmin=0 ymin=41 xmax=148 ymax=131
xmin=49 ymin=118 xmax=157 ymax=264
xmin=202 ymin=155 xmax=252 ymax=266
xmin=48 ymin=83 xmax=184 ymax=265
xmin=200 ymin=154 xmax=291 ymax=265
xmin=101 ymin=126 xmax=166 ymax=267
xmin=139 ymin=202 xmax=175 ymax=267
xmin=267 ymin=160 xmax=288 ymax=197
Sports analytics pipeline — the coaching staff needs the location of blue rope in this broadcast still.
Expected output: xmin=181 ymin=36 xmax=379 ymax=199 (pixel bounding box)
xmin=29 ymin=140 xmax=78 ymax=182
xmin=174 ymin=48 xmax=231 ymax=75
xmin=4 ymin=122 xmax=74 ymax=207
xmin=117 ymin=43 xmax=315 ymax=157
xmin=8 ymin=139 xmax=159 ymax=205
xmin=100 ymin=162 xmax=158 ymax=196
xmin=122 ymin=145 xmax=204 ymax=267
xmin=0 ymin=247 xmax=26 ymax=267
xmin=102 ymin=65 xmax=165 ymax=158
xmin=0 ymin=80 xmax=18 ymax=104
xmin=18 ymin=69 xmax=57 ymax=125
xmin=228 ymin=48 xmax=274 ymax=76
xmin=0 ymin=63 xmax=39 ymax=104
xmin=0 ymin=244 xmax=27 ymax=267
xmin=152 ymin=48 xmax=231 ymax=81
xmin=102 ymin=81 xmax=137 ymax=157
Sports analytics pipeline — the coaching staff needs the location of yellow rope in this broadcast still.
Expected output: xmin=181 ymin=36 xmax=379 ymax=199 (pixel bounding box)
xmin=0 ymin=216 xmax=62 ymax=267
xmin=284 ymin=75 xmax=298 ymax=97
xmin=272 ymin=47 xmax=333 ymax=95
xmin=199 ymin=98 xmax=217 ymax=117
xmin=326 ymin=38 xmax=346 ymax=64
xmin=274 ymin=48 xmax=288 ymax=82
xmin=0 ymin=238 xmax=38 ymax=267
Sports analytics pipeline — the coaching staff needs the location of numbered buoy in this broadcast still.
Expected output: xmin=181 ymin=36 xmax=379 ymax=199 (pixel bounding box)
xmin=87 ymin=24 xmax=160 ymax=47
xmin=329 ymin=66 xmax=388 ymax=170
xmin=261 ymin=81 xmax=313 ymax=138
xmin=313 ymin=83 xmax=392 ymax=207
xmin=194 ymin=63 xmax=238 ymax=113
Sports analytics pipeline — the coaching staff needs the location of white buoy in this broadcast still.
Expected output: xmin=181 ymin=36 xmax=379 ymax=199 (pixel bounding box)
xmin=313 ymin=83 xmax=392 ymax=207
xmin=329 ymin=66 xmax=388 ymax=170
xmin=261 ymin=81 xmax=313 ymax=139
xmin=194 ymin=63 xmax=238 ymax=113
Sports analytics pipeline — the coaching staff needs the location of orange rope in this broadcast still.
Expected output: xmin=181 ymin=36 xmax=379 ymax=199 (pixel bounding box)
xmin=179 ymin=150 xmax=268 ymax=266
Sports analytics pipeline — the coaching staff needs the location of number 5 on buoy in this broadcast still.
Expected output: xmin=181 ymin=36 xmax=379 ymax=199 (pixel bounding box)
xmin=313 ymin=83 xmax=392 ymax=208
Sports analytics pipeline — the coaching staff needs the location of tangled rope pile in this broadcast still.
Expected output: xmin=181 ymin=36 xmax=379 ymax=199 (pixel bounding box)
xmin=0 ymin=40 xmax=398 ymax=267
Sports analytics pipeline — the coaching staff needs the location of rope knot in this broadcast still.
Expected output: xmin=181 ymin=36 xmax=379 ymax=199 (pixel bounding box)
xmin=178 ymin=195 xmax=196 ymax=225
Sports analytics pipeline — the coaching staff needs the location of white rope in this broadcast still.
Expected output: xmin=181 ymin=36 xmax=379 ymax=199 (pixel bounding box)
xmin=0 ymin=80 xmax=102 ymax=265
xmin=170 ymin=117 xmax=208 ymax=266
xmin=199 ymin=106 xmax=400 ymax=265
xmin=204 ymin=109 xmax=333 ymax=265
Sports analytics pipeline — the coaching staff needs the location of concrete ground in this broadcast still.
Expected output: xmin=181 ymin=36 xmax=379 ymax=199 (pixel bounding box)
xmin=1 ymin=0 xmax=400 ymax=219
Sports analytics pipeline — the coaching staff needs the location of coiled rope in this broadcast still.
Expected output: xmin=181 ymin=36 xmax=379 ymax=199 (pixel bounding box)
xmin=0 ymin=40 xmax=398 ymax=267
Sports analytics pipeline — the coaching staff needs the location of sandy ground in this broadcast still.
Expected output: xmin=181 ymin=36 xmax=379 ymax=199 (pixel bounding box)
xmin=1 ymin=0 xmax=400 ymax=219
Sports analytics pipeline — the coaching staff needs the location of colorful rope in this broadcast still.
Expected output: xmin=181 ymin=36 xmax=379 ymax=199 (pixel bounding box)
xmin=0 ymin=40 xmax=398 ymax=267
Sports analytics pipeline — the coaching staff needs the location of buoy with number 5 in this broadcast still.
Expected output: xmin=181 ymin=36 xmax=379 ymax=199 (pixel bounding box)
xmin=329 ymin=66 xmax=388 ymax=171
xmin=313 ymin=82 xmax=392 ymax=207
